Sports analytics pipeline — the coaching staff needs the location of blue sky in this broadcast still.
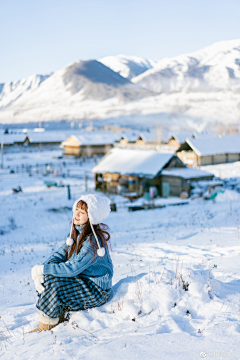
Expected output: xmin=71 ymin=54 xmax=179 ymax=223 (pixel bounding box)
xmin=0 ymin=0 xmax=239 ymax=83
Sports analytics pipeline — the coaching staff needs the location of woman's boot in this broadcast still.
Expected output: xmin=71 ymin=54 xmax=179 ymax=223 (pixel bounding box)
xmin=29 ymin=313 xmax=59 ymax=333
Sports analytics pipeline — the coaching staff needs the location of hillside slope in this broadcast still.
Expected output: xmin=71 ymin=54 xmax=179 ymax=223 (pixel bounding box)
xmin=132 ymin=39 xmax=240 ymax=93
xmin=99 ymin=54 xmax=157 ymax=80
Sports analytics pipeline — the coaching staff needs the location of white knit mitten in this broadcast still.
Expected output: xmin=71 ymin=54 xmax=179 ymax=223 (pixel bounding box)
xmin=31 ymin=265 xmax=44 ymax=281
xmin=34 ymin=275 xmax=45 ymax=294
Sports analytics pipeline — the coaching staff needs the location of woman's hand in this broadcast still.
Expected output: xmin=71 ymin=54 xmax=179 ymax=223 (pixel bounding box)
xmin=31 ymin=265 xmax=44 ymax=281
xmin=34 ymin=275 xmax=45 ymax=294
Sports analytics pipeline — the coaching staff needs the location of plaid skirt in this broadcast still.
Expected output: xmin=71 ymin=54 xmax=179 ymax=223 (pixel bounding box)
xmin=36 ymin=274 xmax=111 ymax=318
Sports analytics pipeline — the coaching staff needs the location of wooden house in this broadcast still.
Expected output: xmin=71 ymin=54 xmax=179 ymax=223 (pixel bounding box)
xmin=116 ymin=130 xmax=140 ymax=146
xmin=1 ymin=129 xmax=72 ymax=149
xmin=92 ymin=148 xmax=183 ymax=195
xmin=61 ymin=131 xmax=119 ymax=157
xmin=2 ymin=130 xmax=117 ymax=153
xmin=176 ymin=135 xmax=240 ymax=166
xmin=1 ymin=130 xmax=80 ymax=150
xmin=167 ymin=131 xmax=194 ymax=147
xmin=135 ymin=130 xmax=159 ymax=145
xmin=161 ymin=168 xmax=213 ymax=197
xmin=1 ymin=133 xmax=27 ymax=148
xmin=92 ymin=148 xmax=212 ymax=196
xmin=167 ymin=130 xmax=216 ymax=148
xmin=25 ymin=131 xmax=71 ymax=148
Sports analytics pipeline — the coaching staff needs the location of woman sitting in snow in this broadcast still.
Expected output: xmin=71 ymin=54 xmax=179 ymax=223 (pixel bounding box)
xmin=30 ymin=194 xmax=113 ymax=332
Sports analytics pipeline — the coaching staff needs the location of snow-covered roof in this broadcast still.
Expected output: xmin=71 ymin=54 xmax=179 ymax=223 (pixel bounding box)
xmin=139 ymin=130 xmax=158 ymax=143
xmin=161 ymin=167 xmax=214 ymax=179
xmin=1 ymin=129 xmax=120 ymax=146
xmin=62 ymin=131 xmax=119 ymax=146
xmin=184 ymin=135 xmax=240 ymax=156
xmin=194 ymin=131 xmax=216 ymax=140
xmin=92 ymin=147 xmax=175 ymax=178
xmin=170 ymin=130 xmax=216 ymax=144
xmin=171 ymin=131 xmax=194 ymax=144
xmin=161 ymin=129 xmax=173 ymax=144
xmin=1 ymin=133 xmax=27 ymax=145
xmin=119 ymin=130 xmax=140 ymax=142
xmin=27 ymin=131 xmax=73 ymax=143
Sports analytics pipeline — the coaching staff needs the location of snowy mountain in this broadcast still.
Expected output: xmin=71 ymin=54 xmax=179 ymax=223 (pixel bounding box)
xmin=1 ymin=39 xmax=240 ymax=128
xmin=62 ymin=60 xmax=154 ymax=101
xmin=132 ymin=39 xmax=240 ymax=93
xmin=99 ymin=54 xmax=157 ymax=80
xmin=0 ymin=74 xmax=51 ymax=108
xmin=0 ymin=60 xmax=154 ymax=123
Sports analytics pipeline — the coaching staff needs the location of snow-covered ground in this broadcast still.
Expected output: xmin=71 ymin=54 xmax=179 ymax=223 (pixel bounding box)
xmin=1 ymin=151 xmax=240 ymax=359
xmin=200 ymin=161 xmax=240 ymax=179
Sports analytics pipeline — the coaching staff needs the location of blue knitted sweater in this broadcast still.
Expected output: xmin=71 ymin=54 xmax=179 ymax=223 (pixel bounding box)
xmin=43 ymin=225 xmax=113 ymax=290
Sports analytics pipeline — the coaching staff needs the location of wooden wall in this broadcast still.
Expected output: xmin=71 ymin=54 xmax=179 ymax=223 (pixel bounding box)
xmin=177 ymin=151 xmax=198 ymax=167
xmin=178 ymin=151 xmax=240 ymax=166
xmin=200 ymin=153 xmax=240 ymax=165
xmin=160 ymin=175 xmax=183 ymax=196
xmin=160 ymin=174 xmax=213 ymax=196
xmin=200 ymin=155 xmax=213 ymax=165
xmin=64 ymin=144 xmax=112 ymax=157
xmin=168 ymin=138 xmax=181 ymax=147
xmin=228 ymin=153 xmax=240 ymax=162
xmin=63 ymin=145 xmax=80 ymax=156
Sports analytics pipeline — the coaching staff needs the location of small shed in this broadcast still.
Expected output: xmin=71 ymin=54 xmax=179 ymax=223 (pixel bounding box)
xmin=92 ymin=147 xmax=186 ymax=195
xmin=176 ymin=135 xmax=240 ymax=166
xmin=61 ymin=131 xmax=119 ymax=157
xmin=161 ymin=168 xmax=214 ymax=197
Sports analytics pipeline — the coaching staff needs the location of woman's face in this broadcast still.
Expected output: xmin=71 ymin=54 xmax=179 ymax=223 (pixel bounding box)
xmin=73 ymin=206 xmax=88 ymax=226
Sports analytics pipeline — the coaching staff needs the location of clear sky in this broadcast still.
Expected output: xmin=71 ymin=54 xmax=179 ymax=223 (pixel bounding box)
xmin=0 ymin=0 xmax=239 ymax=83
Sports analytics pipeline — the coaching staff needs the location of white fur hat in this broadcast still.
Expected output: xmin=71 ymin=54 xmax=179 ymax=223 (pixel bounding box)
xmin=70 ymin=194 xmax=111 ymax=257
xmin=72 ymin=194 xmax=111 ymax=225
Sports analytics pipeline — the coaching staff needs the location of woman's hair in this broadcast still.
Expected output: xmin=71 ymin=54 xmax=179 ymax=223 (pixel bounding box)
xmin=66 ymin=200 xmax=111 ymax=260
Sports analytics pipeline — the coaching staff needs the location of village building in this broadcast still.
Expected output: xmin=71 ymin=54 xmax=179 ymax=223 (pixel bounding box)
xmin=25 ymin=131 xmax=73 ymax=149
xmin=116 ymin=130 xmax=140 ymax=146
xmin=176 ymin=135 xmax=240 ymax=166
xmin=61 ymin=131 xmax=120 ymax=157
xmin=167 ymin=130 xmax=216 ymax=148
xmin=115 ymin=130 xmax=161 ymax=150
xmin=1 ymin=133 xmax=27 ymax=148
xmin=167 ymin=131 xmax=194 ymax=147
xmin=2 ymin=129 xmax=120 ymax=155
xmin=161 ymin=168 xmax=214 ymax=197
xmin=92 ymin=148 xmax=213 ymax=197
xmin=135 ymin=131 xmax=159 ymax=145
xmin=1 ymin=129 xmax=80 ymax=151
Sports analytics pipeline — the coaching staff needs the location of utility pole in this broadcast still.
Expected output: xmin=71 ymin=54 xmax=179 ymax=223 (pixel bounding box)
xmin=67 ymin=185 xmax=71 ymax=200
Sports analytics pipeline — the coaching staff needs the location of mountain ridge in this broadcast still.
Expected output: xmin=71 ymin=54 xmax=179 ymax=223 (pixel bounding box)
xmin=132 ymin=38 xmax=240 ymax=93
xmin=0 ymin=39 xmax=240 ymax=128
xmin=99 ymin=54 xmax=157 ymax=80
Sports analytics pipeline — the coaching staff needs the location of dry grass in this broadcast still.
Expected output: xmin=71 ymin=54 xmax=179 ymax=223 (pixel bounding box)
xmin=130 ymin=262 xmax=143 ymax=300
